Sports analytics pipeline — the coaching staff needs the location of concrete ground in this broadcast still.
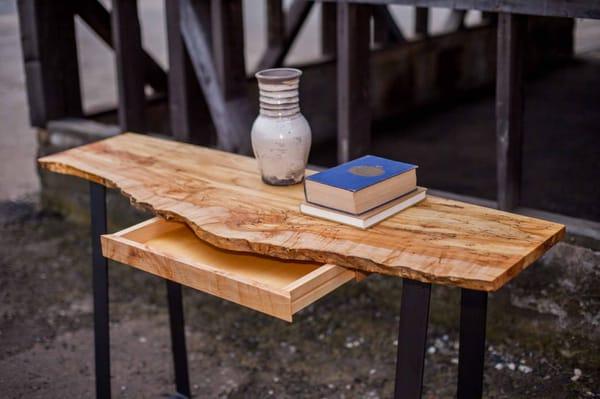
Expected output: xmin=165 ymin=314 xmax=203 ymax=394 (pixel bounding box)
xmin=0 ymin=201 xmax=598 ymax=398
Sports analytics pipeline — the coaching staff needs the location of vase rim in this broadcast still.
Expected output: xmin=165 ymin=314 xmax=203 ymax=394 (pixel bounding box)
xmin=255 ymin=68 xmax=302 ymax=83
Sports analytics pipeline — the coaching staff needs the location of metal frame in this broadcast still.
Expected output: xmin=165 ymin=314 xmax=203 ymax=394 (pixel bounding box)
xmin=166 ymin=280 xmax=191 ymax=398
xmin=90 ymin=183 xmax=110 ymax=399
xmin=89 ymin=182 xmax=191 ymax=399
xmin=394 ymin=279 xmax=431 ymax=398
xmin=457 ymin=289 xmax=488 ymax=399
xmin=393 ymin=280 xmax=488 ymax=398
xmin=89 ymin=182 xmax=489 ymax=398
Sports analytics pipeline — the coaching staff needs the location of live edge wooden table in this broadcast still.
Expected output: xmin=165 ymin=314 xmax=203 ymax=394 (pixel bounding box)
xmin=39 ymin=133 xmax=564 ymax=399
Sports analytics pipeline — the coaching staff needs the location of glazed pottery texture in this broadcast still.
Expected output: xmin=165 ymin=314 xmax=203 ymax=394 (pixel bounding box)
xmin=251 ymin=68 xmax=312 ymax=186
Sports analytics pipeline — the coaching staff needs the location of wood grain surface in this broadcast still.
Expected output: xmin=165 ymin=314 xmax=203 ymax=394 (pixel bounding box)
xmin=39 ymin=133 xmax=565 ymax=291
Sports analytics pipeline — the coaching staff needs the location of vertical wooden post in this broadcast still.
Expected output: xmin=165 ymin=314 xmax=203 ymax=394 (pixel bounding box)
xmin=337 ymin=3 xmax=371 ymax=163
xmin=257 ymin=0 xmax=313 ymax=70
xmin=482 ymin=12 xmax=497 ymax=25
xmin=496 ymin=13 xmax=527 ymax=211
xmin=180 ymin=0 xmax=252 ymax=152
xmin=373 ymin=8 xmax=389 ymax=45
xmin=17 ymin=0 xmax=82 ymax=127
xmin=211 ymin=0 xmax=247 ymax=100
xmin=444 ymin=9 xmax=467 ymax=31
xmin=165 ymin=0 xmax=213 ymax=145
xmin=76 ymin=0 xmax=168 ymax=95
xmin=267 ymin=0 xmax=284 ymax=48
xmin=211 ymin=0 xmax=252 ymax=152
xmin=373 ymin=6 xmax=392 ymax=45
xmin=111 ymin=0 xmax=145 ymax=132
xmin=180 ymin=0 xmax=231 ymax=148
xmin=372 ymin=5 xmax=405 ymax=46
xmin=415 ymin=7 xmax=429 ymax=37
xmin=321 ymin=2 xmax=337 ymax=56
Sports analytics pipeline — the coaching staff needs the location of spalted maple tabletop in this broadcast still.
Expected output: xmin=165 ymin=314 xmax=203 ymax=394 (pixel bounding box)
xmin=39 ymin=133 xmax=565 ymax=291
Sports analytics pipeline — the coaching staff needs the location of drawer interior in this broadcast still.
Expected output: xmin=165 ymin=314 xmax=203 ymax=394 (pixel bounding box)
xmin=102 ymin=218 xmax=356 ymax=321
xmin=134 ymin=220 xmax=323 ymax=288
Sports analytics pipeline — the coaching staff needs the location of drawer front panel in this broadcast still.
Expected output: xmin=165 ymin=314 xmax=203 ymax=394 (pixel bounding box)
xmin=102 ymin=218 xmax=355 ymax=321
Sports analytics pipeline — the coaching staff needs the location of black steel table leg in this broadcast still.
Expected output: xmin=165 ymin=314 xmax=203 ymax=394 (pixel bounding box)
xmin=90 ymin=182 xmax=111 ymax=399
xmin=166 ymin=280 xmax=191 ymax=398
xmin=457 ymin=289 xmax=488 ymax=399
xmin=394 ymin=279 xmax=432 ymax=399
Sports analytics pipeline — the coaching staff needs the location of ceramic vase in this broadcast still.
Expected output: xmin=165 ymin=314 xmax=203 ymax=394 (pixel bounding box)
xmin=251 ymin=68 xmax=312 ymax=186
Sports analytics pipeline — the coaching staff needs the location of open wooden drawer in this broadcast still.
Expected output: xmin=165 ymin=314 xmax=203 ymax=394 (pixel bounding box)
xmin=101 ymin=217 xmax=356 ymax=321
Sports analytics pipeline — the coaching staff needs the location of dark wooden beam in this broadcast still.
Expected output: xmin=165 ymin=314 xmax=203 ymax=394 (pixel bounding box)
xmin=444 ymin=9 xmax=467 ymax=31
xmin=415 ymin=7 xmax=429 ymax=37
xmin=75 ymin=0 xmax=167 ymax=94
xmin=211 ymin=0 xmax=247 ymax=99
xmin=321 ymin=2 xmax=337 ymax=57
xmin=373 ymin=5 xmax=405 ymax=46
xmin=481 ymin=11 xmax=497 ymax=25
xmin=180 ymin=0 xmax=252 ymax=153
xmin=165 ymin=0 xmax=214 ymax=145
xmin=17 ymin=0 xmax=82 ymax=127
xmin=320 ymin=0 xmax=600 ymax=20
xmin=211 ymin=0 xmax=252 ymax=153
xmin=257 ymin=0 xmax=314 ymax=71
xmin=111 ymin=0 xmax=145 ymax=132
xmin=496 ymin=13 xmax=527 ymax=211
xmin=267 ymin=0 xmax=285 ymax=48
xmin=337 ymin=3 xmax=371 ymax=163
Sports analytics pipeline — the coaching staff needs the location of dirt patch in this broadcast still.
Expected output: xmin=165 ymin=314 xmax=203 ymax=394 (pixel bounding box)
xmin=0 ymin=203 xmax=598 ymax=398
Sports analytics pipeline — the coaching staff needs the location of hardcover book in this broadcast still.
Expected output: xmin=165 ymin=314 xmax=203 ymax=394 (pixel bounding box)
xmin=300 ymin=187 xmax=427 ymax=229
xmin=304 ymin=155 xmax=418 ymax=214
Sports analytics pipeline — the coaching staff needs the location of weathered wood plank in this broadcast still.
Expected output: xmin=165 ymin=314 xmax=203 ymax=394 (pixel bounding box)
xmin=320 ymin=0 xmax=600 ymax=20
xmin=267 ymin=0 xmax=285 ymax=48
xmin=415 ymin=7 xmax=429 ymax=37
xmin=444 ymin=9 xmax=467 ymax=31
xmin=111 ymin=0 xmax=145 ymax=132
xmin=165 ymin=0 xmax=213 ymax=145
xmin=496 ymin=13 xmax=526 ymax=211
xmin=337 ymin=3 xmax=372 ymax=163
xmin=373 ymin=5 xmax=405 ymax=45
xmin=257 ymin=0 xmax=314 ymax=70
xmin=321 ymin=2 xmax=337 ymax=56
xmin=210 ymin=0 xmax=252 ymax=152
xmin=179 ymin=0 xmax=251 ymax=152
xmin=373 ymin=6 xmax=392 ymax=45
xmin=39 ymin=133 xmax=565 ymax=291
xmin=211 ymin=0 xmax=247 ymax=99
xmin=75 ymin=0 xmax=168 ymax=94
xmin=17 ymin=0 xmax=82 ymax=127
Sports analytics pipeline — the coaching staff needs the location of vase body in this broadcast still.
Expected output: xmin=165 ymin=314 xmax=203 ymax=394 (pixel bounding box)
xmin=251 ymin=68 xmax=311 ymax=186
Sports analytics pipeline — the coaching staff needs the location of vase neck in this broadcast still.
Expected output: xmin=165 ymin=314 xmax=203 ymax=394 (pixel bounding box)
xmin=258 ymin=79 xmax=300 ymax=118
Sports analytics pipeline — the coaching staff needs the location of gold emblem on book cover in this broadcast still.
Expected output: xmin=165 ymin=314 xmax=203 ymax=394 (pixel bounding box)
xmin=349 ymin=165 xmax=385 ymax=177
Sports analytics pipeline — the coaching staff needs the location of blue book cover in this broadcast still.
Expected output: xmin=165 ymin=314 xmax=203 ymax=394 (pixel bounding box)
xmin=306 ymin=155 xmax=417 ymax=192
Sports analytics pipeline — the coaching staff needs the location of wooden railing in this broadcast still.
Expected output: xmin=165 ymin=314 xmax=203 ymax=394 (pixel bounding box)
xmin=17 ymin=0 xmax=600 ymax=214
